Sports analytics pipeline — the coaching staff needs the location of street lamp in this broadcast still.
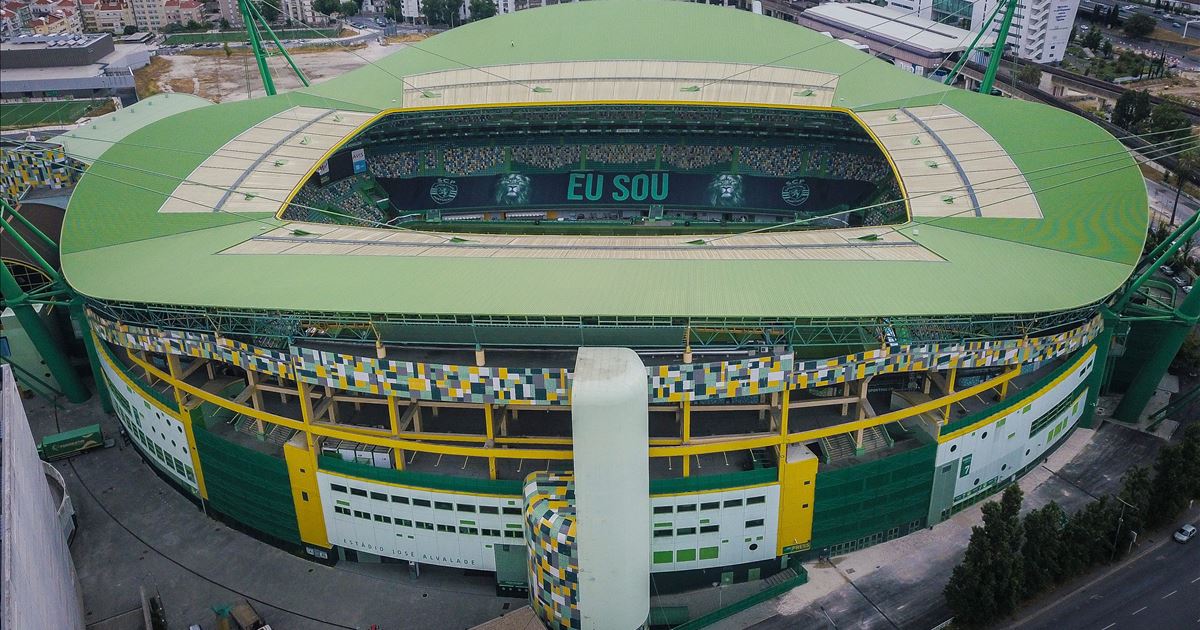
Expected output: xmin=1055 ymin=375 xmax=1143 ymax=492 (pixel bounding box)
xmin=1183 ymin=19 xmax=1200 ymax=40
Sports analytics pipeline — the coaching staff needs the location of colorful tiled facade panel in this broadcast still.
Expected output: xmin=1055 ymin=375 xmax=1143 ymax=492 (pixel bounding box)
xmin=524 ymin=472 xmax=579 ymax=630
xmin=87 ymin=309 xmax=1102 ymax=407
xmin=1 ymin=143 xmax=80 ymax=203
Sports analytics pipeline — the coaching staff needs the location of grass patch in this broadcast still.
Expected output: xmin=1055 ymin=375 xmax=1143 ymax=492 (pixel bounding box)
xmin=0 ymin=99 xmax=110 ymax=130
xmin=133 ymin=55 xmax=172 ymax=98
xmin=384 ymin=32 xmax=433 ymax=44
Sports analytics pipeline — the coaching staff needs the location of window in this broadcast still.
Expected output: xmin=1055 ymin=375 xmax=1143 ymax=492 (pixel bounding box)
xmin=398 ymin=519 xmax=413 ymax=527
xmin=436 ymin=524 xmax=456 ymax=533
xmin=370 ymin=492 xmax=388 ymax=501
xmin=331 ymin=484 xmax=349 ymax=494
xmin=482 ymin=528 xmax=501 ymax=537
xmin=653 ymin=530 xmax=673 ymax=538
xmin=746 ymin=496 xmax=766 ymax=505
xmin=413 ymin=499 xmax=432 ymax=507
xmin=479 ymin=506 xmax=499 ymax=514
xmin=435 ymin=501 xmax=452 ymax=511
xmin=653 ymin=505 xmax=673 ymax=514
xmin=350 ymin=488 xmax=367 ymax=497
xmin=460 ymin=527 xmax=478 ymax=535
xmin=334 ymin=506 xmax=351 ymax=515
xmin=415 ymin=521 xmax=434 ymax=530
xmin=700 ymin=501 xmax=719 ymax=510
xmin=374 ymin=514 xmax=392 ymax=524
xmin=456 ymin=504 xmax=476 ymax=513
xmin=700 ymin=525 xmax=719 ymax=534
xmin=676 ymin=527 xmax=696 ymax=536
xmin=391 ymin=495 xmax=409 ymax=504
xmin=677 ymin=504 xmax=697 ymax=512
xmin=723 ymin=499 xmax=743 ymax=508
xmin=699 ymin=546 xmax=719 ymax=560
xmin=653 ymin=550 xmax=673 ymax=564
xmin=502 ymin=507 xmax=521 ymax=515
xmin=676 ymin=549 xmax=696 ymax=562
xmin=503 ymin=530 xmax=523 ymax=539
xmin=745 ymin=519 xmax=764 ymax=528
xmin=353 ymin=510 xmax=369 ymax=520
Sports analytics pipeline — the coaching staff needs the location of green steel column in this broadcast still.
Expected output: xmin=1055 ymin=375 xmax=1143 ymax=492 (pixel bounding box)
xmin=980 ymin=0 xmax=1020 ymax=95
xmin=1113 ymin=289 xmax=1200 ymax=422
xmin=239 ymin=0 xmax=276 ymax=96
xmin=69 ymin=294 xmax=113 ymax=413
xmin=1081 ymin=307 xmax=1118 ymax=428
xmin=0 ymin=260 xmax=89 ymax=403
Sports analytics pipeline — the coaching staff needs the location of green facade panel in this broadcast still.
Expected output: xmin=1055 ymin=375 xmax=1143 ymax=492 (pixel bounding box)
xmin=194 ymin=426 xmax=301 ymax=545
xmin=809 ymin=443 xmax=936 ymax=554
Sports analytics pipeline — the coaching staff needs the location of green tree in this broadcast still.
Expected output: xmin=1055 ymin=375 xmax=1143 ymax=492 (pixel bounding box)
xmin=313 ymin=0 xmax=339 ymax=15
xmin=1112 ymin=89 xmax=1153 ymax=130
xmin=1016 ymin=65 xmax=1042 ymax=85
xmin=1020 ymin=502 xmax=1067 ymax=598
xmin=256 ymin=0 xmax=280 ymax=22
xmin=123 ymin=25 xmax=138 ymax=35
xmin=1149 ymin=425 xmax=1200 ymax=525
xmin=1173 ymin=328 xmax=1200 ymax=373
xmin=1117 ymin=466 xmax=1151 ymax=539
xmin=944 ymin=485 xmax=1025 ymax=627
xmin=1061 ymin=496 xmax=1120 ymax=575
xmin=1101 ymin=38 xmax=1114 ymax=58
xmin=340 ymin=0 xmax=358 ymax=15
xmin=1082 ymin=29 xmax=1104 ymax=50
xmin=1125 ymin=13 xmax=1157 ymax=37
xmin=468 ymin=0 xmax=496 ymax=20
xmin=421 ymin=0 xmax=462 ymax=25
xmin=1069 ymin=26 xmax=1077 ymax=43
xmin=1168 ymin=148 xmax=1200 ymax=224
xmin=220 ymin=17 xmax=231 ymax=29
xmin=1148 ymin=101 xmax=1192 ymax=152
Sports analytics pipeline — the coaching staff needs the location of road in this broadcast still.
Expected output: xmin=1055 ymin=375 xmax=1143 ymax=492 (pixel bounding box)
xmin=1014 ymin=522 xmax=1200 ymax=630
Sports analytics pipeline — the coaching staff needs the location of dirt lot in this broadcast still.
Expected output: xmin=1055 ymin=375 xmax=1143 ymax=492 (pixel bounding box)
xmin=140 ymin=39 xmax=410 ymax=103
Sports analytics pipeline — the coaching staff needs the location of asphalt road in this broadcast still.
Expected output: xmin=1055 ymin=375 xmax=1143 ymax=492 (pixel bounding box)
xmin=1016 ymin=523 xmax=1200 ymax=630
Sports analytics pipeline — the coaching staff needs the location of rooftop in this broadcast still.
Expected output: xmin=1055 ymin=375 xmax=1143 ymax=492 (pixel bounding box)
xmin=801 ymin=3 xmax=995 ymax=54
xmin=59 ymin=0 xmax=1146 ymax=320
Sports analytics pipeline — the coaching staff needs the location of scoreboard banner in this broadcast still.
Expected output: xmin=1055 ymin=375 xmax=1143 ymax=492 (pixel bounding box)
xmin=377 ymin=171 xmax=876 ymax=215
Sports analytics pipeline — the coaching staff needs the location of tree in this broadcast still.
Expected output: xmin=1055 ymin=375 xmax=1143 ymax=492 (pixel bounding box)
xmin=1016 ymin=64 xmax=1042 ymax=85
xmin=313 ymin=0 xmax=340 ymax=15
xmin=1149 ymin=425 xmax=1200 ymax=525
xmin=1108 ymin=5 xmax=1122 ymax=27
xmin=1021 ymin=502 xmax=1067 ymax=598
xmin=1125 ymin=13 xmax=1157 ymax=37
xmin=123 ymin=24 xmax=138 ymax=35
xmin=1061 ymin=496 xmax=1120 ymax=576
xmin=340 ymin=0 xmax=359 ymax=15
xmin=1112 ymin=89 xmax=1152 ymax=130
xmin=1169 ymin=148 xmax=1200 ymax=224
xmin=944 ymin=485 xmax=1025 ymax=627
xmin=468 ymin=0 xmax=496 ymax=20
xmin=256 ymin=0 xmax=280 ymax=22
xmin=220 ymin=17 xmax=231 ymax=29
xmin=1082 ymin=29 xmax=1104 ymax=50
xmin=1148 ymin=100 xmax=1191 ymax=148
xmin=1101 ymin=38 xmax=1114 ymax=58
xmin=421 ymin=0 xmax=462 ymax=26
xmin=1070 ymin=26 xmax=1077 ymax=43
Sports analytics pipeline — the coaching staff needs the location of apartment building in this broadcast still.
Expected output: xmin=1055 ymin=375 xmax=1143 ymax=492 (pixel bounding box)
xmin=885 ymin=0 xmax=1080 ymax=62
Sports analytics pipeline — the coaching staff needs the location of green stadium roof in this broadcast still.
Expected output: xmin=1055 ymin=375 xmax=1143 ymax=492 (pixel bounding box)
xmin=60 ymin=0 xmax=1148 ymax=319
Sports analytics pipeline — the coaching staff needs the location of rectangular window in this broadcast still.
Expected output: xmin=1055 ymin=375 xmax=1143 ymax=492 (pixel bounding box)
xmin=415 ymin=521 xmax=434 ymax=530
xmin=434 ymin=501 xmax=452 ymax=511
xmin=353 ymin=510 xmax=369 ymax=519
xmin=456 ymin=504 xmax=476 ymax=513
xmin=677 ymin=504 xmax=697 ymax=512
xmin=746 ymin=496 xmax=766 ymax=505
xmin=374 ymin=514 xmax=391 ymax=523
xmin=334 ymin=506 xmax=350 ymax=515
xmin=723 ymin=499 xmax=743 ymax=508
xmin=502 ymin=507 xmax=521 ymax=515
xmin=745 ymin=519 xmax=764 ymax=528
xmin=370 ymin=492 xmax=388 ymax=502
xmin=436 ymin=524 xmax=456 ymax=533
xmin=700 ymin=525 xmax=719 ymax=534
xmin=503 ymin=530 xmax=523 ymax=539
xmin=398 ymin=519 xmax=413 ymax=527
xmin=699 ymin=546 xmax=719 ymax=560
xmin=331 ymin=484 xmax=347 ymax=493
xmin=700 ymin=501 xmax=719 ymax=510
xmin=482 ymin=528 xmax=501 ymax=537
xmin=460 ymin=527 xmax=479 ymax=535
xmin=391 ymin=495 xmax=409 ymax=504
xmin=653 ymin=505 xmax=673 ymax=514
xmin=350 ymin=488 xmax=367 ymax=497
xmin=653 ymin=550 xmax=673 ymax=564
xmin=413 ymin=499 xmax=432 ymax=507
xmin=653 ymin=530 xmax=673 ymax=538
xmin=676 ymin=527 xmax=696 ymax=536
xmin=676 ymin=548 xmax=696 ymax=562
xmin=479 ymin=506 xmax=499 ymax=514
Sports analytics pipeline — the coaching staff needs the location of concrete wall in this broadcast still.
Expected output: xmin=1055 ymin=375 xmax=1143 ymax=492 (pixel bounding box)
xmin=0 ymin=364 xmax=85 ymax=630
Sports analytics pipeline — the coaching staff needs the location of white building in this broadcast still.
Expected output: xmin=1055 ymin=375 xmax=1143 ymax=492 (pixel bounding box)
xmin=403 ymin=0 xmax=515 ymax=23
xmin=884 ymin=0 xmax=1079 ymax=63
xmin=128 ymin=0 xmax=166 ymax=30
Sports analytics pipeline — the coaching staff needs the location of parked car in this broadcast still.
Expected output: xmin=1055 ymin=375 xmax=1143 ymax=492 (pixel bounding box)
xmin=1185 ymin=285 xmax=1193 ymax=294
xmin=1175 ymin=524 xmax=1197 ymax=543
xmin=1161 ymin=265 xmax=1175 ymax=275
xmin=1174 ymin=275 xmax=1188 ymax=287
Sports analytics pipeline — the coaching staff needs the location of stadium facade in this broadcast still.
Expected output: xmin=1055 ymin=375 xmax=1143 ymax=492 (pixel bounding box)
xmin=55 ymin=2 xmax=1146 ymax=627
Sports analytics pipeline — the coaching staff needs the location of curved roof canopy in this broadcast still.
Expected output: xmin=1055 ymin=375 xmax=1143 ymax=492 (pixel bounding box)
xmin=61 ymin=0 xmax=1148 ymax=319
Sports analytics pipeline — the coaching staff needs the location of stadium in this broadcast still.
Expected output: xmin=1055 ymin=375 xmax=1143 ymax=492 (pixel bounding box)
xmin=31 ymin=1 xmax=1151 ymax=627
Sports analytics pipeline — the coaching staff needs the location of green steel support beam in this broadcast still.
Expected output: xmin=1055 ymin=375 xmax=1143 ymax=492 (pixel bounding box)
xmin=980 ymin=0 xmax=1020 ymax=95
xmin=0 ymin=198 xmax=59 ymax=253
xmin=944 ymin=0 xmax=1007 ymax=86
xmin=1114 ymin=213 xmax=1200 ymax=314
xmin=1113 ymin=287 xmax=1200 ymax=422
xmin=250 ymin=2 xmax=310 ymax=89
xmin=239 ymin=0 xmax=276 ymax=96
xmin=1081 ymin=307 xmax=1118 ymax=428
xmin=0 ymin=260 xmax=89 ymax=403
xmin=0 ymin=210 xmax=63 ymax=284
xmin=70 ymin=293 xmax=113 ymax=413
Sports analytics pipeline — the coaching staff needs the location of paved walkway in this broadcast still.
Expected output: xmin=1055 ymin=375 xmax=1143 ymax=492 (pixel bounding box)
xmin=716 ymin=422 xmax=1167 ymax=630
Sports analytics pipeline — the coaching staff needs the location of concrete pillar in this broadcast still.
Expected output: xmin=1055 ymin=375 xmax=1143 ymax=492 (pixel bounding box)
xmin=571 ymin=347 xmax=650 ymax=630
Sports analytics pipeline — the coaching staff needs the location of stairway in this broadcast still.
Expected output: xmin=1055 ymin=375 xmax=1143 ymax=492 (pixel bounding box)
xmin=763 ymin=568 xmax=798 ymax=588
xmin=819 ymin=433 xmax=857 ymax=463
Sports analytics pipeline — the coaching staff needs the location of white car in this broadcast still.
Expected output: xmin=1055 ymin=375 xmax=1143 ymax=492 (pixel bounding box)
xmin=1175 ymin=524 xmax=1197 ymax=543
xmin=1161 ymin=265 xmax=1175 ymax=275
